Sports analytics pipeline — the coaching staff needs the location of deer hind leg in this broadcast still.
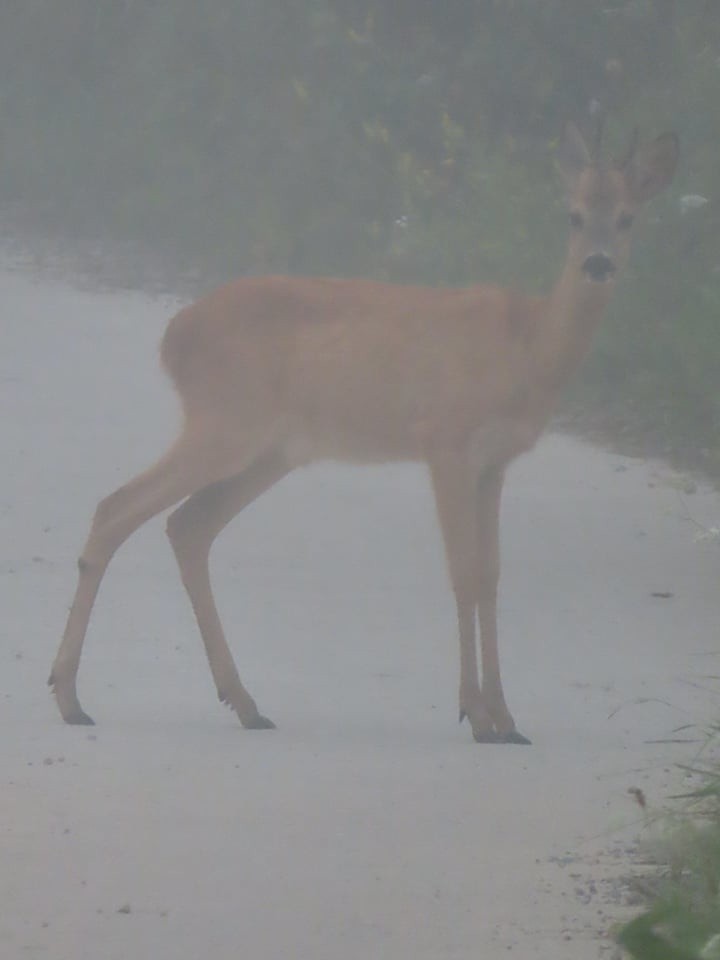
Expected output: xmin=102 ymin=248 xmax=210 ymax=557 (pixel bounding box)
xmin=49 ymin=425 xmax=263 ymax=725
xmin=166 ymin=449 xmax=292 ymax=729
xmin=429 ymin=457 xmax=529 ymax=745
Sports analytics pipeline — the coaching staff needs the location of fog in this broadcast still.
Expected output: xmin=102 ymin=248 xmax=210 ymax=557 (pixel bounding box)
xmin=2 ymin=4 xmax=719 ymax=958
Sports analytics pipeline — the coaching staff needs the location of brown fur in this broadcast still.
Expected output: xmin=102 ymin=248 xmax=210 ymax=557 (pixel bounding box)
xmin=161 ymin=279 xmax=546 ymax=463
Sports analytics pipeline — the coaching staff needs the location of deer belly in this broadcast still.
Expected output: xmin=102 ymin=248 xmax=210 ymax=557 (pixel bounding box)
xmin=284 ymin=410 xmax=422 ymax=466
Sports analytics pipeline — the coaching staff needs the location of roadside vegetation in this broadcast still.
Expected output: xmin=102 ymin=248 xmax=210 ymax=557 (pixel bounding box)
xmin=618 ymin=729 xmax=720 ymax=960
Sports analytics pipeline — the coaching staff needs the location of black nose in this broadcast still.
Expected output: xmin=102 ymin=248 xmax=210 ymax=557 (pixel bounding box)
xmin=582 ymin=253 xmax=616 ymax=283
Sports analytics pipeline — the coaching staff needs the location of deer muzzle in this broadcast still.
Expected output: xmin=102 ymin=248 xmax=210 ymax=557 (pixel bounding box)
xmin=581 ymin=253 xmax=616 ymax=283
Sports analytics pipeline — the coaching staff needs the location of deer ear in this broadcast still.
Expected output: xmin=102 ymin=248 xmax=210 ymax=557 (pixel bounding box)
xmin=625 ymin=133 xmax=679 ymax=203
xmin=557 ymin=123 xmax=591 ymax=185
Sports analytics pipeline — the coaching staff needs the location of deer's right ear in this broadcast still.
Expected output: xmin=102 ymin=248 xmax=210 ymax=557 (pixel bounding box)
xmin=557 ymin=123 xmax=591 ymax=186
xmin=624 ymin=132 xmax=679 ymax=203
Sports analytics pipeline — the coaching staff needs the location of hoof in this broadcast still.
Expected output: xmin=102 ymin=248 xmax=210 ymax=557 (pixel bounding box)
xmin=243 ymin=714 xmax=276 ymax=731
xmin=49 ymin=675 xmax=95 ymax=725
xmin=64 ymin=710 xmax=95 ymax=726
xmin=472 ymin=729 xmax=531 ymax=745
xmin=471 ymin=730 xmax=504 ymax=743
xmin=502 ymin=730 xmax=531 ymax=745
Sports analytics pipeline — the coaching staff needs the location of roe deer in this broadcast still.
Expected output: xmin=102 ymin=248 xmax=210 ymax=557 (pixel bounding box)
xmin=49 ymin=124 xmax=677 ymax=743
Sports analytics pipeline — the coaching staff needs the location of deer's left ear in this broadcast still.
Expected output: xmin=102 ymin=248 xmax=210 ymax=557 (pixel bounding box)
xmin=624 ymin=133 xmax=679 ymax=203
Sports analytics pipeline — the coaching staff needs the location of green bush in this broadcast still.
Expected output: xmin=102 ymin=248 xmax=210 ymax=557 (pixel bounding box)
xmin=618 ymin=742 xmax=720 ymax=959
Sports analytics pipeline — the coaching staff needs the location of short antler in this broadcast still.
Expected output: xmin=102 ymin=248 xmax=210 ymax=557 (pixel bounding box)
xmin=617 ymin=125 xmax=639 ymax=170
xmin=592 ymin=114 xmax=606 ymax=163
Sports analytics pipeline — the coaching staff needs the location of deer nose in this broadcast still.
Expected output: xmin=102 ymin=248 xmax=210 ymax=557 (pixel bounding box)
xmin=582 ymin=253 xmax=616 ymax=283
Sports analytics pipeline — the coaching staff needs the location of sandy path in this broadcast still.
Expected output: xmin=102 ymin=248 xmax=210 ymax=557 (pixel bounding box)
xmin=2 ymin=266 xmax=719 ymax=959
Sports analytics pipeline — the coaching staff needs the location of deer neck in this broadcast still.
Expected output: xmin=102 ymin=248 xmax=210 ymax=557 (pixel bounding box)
xmin=537 ymin=257 xmax=616 ymax=387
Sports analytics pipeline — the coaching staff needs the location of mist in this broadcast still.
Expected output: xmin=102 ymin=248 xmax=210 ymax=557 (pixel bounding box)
xmin=2 ymin=4 xmax=719 ymax=958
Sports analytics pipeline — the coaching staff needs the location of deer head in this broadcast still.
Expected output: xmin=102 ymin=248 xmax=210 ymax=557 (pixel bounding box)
xmin=558 ymin=123 xmax=679 ymax=284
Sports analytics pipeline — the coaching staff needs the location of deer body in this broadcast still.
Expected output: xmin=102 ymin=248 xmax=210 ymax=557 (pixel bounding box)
xmin=50 ymin=126 xmax=677 ymax=743
xmin=163 ymin=278 xmax=554 ymax=466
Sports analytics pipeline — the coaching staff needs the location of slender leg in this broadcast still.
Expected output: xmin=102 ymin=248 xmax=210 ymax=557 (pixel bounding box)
xmin=49 ymin=427 xmax=258 ymax=724
xmin=166 ymin=449 xmax=291 ymax=728
xmin=429 ymin=457 xmax=529 ymax=745
xmin=475 ymin=469 xmax=530 ymax=745
xmin=429 ymin=455 xmax=493 ymax=741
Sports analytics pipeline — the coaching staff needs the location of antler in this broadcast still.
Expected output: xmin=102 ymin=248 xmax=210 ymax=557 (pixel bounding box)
xmin=617 ymin=126 xmax=639 ymax=169
xmin=592 ymin=113 xmax=606 ymax=163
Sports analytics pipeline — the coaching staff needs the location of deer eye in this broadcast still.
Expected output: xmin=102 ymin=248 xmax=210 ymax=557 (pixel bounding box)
xmin=568 ymin=211 xmax=584 ymax=230
xmin=617 ymin=212 xmax=634 ymax=230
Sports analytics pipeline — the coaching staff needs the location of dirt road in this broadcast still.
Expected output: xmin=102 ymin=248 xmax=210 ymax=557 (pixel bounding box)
xmin=2 ymin=264 xmax=719 ymax=959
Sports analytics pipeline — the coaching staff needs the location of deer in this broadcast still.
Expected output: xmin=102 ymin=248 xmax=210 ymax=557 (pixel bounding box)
xmin=49 ymin=123 xmax=678 ymax=744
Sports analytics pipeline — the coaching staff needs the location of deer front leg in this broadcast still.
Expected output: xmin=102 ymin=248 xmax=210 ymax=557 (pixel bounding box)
xmin=475 ymin=468 xmax=530 ymax=744
xmin=429 ymin=457 xmax=529 ymax=744
xmin=429 ymin=455 xmax=493 ymax=741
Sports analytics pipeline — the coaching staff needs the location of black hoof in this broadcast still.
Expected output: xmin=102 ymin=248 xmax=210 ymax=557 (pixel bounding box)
xmin=65 ymin=710 xmax=95 ymax=726
xmin=501 ymin=730 xmax=532 ymax=745
xmin=472 ymin=729 xmax=531 ymax=745
xmin=459 ymin=709 xmax=466 ymax=724
xmin=243 ymin=714 xmax=276 ymax=730
xmin=472 ymin=730 xmax=504 ymax=743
